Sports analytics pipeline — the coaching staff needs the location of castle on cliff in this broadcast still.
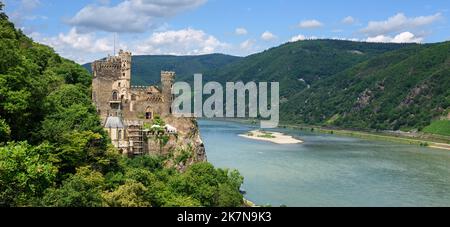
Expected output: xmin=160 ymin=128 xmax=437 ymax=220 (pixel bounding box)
xmin=92 ymin=50 xmax=177 ymax=156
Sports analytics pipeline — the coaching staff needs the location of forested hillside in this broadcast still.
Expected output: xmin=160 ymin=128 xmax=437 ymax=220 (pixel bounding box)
xmin=0 ymin=3 xmax=243 ymax=207
xmin=282 ymin=42 xmax=450 ymax=131
xmin=202 ymin=40 xmax=414 ymax=98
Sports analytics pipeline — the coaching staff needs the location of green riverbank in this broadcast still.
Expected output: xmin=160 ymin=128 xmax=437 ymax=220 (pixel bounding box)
xmin=203 ymin=118 xmax=450 ymax=151
xmin=279 ymin=124 xmax=450 ymax=151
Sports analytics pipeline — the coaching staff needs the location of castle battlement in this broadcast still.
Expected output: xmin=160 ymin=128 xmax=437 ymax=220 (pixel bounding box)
xmin=93 ymin=61 xmax=121 ymax=70
xmin=161 ymin=71 xmax=176 ymax=81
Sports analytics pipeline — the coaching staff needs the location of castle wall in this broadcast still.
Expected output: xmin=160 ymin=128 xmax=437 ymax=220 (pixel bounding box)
xmin=122 ymin=101 xmax=166 ymax=120
xmin=92 ymin=76 xmax=116 ymax=123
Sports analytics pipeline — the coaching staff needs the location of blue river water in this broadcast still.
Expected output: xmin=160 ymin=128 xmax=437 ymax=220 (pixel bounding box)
xmin=198 ymin=119 xmax=450 ymax=207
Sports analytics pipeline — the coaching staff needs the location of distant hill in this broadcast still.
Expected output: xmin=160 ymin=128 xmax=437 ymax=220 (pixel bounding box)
xmin=201 ymin=39 xmax=449 ymax=132
xmin=84 ymin=53 xmax=241 ymax=85
xmin=202 ymin=40 xmax=415 ymax=98
xmin=281 ymin=41 xmax=450 ymax=131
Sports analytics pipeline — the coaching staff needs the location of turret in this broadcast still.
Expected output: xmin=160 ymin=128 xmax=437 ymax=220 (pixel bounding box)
xmin=118 ymin=49 xmax=132 ymax=89
xmin=161 ymin=71 xmax=176 ymax=116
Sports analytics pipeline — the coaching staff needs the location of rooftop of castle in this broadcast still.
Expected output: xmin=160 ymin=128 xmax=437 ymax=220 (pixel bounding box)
xmin=93 ymin=49 xmax=131 ymax=63
xmin=118 ymin=49 xmax=132 ymax=55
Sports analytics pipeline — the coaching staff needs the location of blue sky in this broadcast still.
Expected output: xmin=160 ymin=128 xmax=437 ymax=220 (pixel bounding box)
xmin=3 ymin=0 xmax=449 ymax=63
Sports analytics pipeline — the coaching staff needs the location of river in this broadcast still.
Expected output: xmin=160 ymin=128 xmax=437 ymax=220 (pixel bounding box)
xmin=198 ymin=119 xmax=450 ymax=207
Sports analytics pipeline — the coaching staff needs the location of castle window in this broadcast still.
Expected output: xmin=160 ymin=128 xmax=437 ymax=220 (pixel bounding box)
xmin=146 ymin=112 xmax=153 ymax=120
xmin=123 ymin=73 xmax=125 ymax=77
xmin=118 ymin=130 xmax=122 ymax=140
xmin=118 ymin=82 xmax=121 ymax=87
xmin=112 ymin=91 xmax=118 ymax=100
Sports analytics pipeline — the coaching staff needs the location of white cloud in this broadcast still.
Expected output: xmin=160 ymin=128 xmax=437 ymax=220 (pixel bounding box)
xmin=289 ymin=34 xmax=306 ymax=42
xmin=361 ymin=13 xmax=442 ymax=36
xmin=235 ymin=27 xmax=248 ymax=35
xmin=32 ymin=28 xmax=121 ymax=63
xmin=68 ymin=0 xmax=208 ymax=33
xmin=32 ymin=27 xmax=230 ymax=63
xmin=240 ymin=39 xmax=254 ymax=49
xmin=298 ymin=19 xmax=323 ymax=29
xmin=51 ymin=28 xmax=114 ymax=52
xmin=134 ymin=28 xmax=229 ymax=55
xmin=261 ymin=31 xmax=277 ymax=41
xmin=366 ymin=32 xmax=423 ymax=43
xmin=342 ymin=16 xmax=355 ymax=24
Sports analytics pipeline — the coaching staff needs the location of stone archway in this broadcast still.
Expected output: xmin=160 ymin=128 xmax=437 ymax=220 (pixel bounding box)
xmin=112 ymin=91 xmax=119 ymax=101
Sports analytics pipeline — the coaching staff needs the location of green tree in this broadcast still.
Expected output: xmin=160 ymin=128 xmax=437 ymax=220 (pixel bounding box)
xmin=41 ymin=167 xmax=105 ymax=207
xmin=0 ymin=118 xmax=10 ymax=142
xmin=122 ymin=155 xmax=163 ymax=171
xmin=164 ymin=195 xmax=201 ymax=207
xmin=102 ymin=180 xmax=151 ymax=207
xmin=216 ymin=183 xmax=243 ymax=207
xmin=227 ymin=169 xmax=245 ymax=191
xmin=51 ymin=61 xmax=91 ymax=87
xmin=170 ymin=163 xmax=244 ymax=207
xmin=149 ymin=115 xmax=169 ymax=154
xmin=50 ymin=131 xmax=120 ymax=180
xmin=0 ymin=142 xmax=58 ymax=206
xmin=152 ymin=115 xmax=166 ymax=126
xmin=0 ymin=1 xmax=6 ymax=20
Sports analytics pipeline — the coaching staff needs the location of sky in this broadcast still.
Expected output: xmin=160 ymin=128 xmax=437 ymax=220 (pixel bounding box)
xmin=3 ymin=0 xmax=450 ymax=64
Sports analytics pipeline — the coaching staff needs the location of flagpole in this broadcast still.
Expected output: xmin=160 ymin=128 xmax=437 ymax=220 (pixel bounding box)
xmin=114 ymin=33 xmax=116 ymax=56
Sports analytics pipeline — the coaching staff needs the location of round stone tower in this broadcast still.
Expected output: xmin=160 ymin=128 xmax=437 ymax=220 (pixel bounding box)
xmin=161 ymin=71 xmax=176 ymax=116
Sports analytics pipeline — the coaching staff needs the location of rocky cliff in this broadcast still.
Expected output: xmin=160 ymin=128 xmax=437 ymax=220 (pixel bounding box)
xmin=146 ymin=116 xmax=207 ymax=172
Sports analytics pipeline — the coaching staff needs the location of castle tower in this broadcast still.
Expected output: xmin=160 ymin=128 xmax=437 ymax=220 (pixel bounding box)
xmin=91 ymin=50 xmax=132 ymax=122
xmin=118 ymin=50 xmax=131 ymax=86
xmin=161 ymin=71 xmax=175 ymax=116
xmin=114 ymin=50 xmax=132 ymax=100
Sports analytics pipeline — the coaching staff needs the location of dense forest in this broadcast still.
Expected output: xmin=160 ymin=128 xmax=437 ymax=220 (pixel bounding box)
xmin=202 ymin=40 xmax=414 ymax=98
xmin=0 ymin=3 xmax=244 ymax=207
xmin=282 ymin=42 xmax=450 ymax=131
